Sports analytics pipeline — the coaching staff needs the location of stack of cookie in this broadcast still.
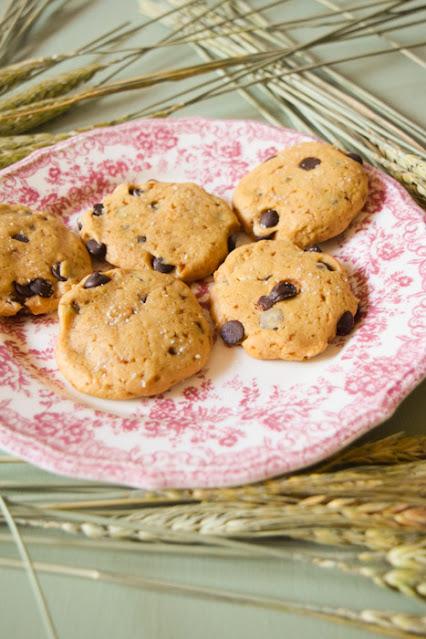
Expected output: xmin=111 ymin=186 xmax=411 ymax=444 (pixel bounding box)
xmin=0 ymin=141 xmax=368 ymax=399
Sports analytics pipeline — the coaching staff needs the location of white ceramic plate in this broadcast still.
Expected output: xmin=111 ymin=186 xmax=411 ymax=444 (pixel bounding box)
xmin=0 ymin=117 xmax=425 ymax=488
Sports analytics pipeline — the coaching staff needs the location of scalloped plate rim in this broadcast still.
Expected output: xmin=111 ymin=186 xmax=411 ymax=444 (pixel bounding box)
xmin=0 ymin=116 xmax=424 ymax=488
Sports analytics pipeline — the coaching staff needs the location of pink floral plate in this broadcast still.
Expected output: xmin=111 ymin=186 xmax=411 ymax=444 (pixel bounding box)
xmin=0 ymin=117 xmax=425 ymax=489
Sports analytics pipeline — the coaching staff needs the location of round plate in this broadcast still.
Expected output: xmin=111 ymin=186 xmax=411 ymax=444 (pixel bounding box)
xmin=0 ymin=118 xmax=425 ymax=488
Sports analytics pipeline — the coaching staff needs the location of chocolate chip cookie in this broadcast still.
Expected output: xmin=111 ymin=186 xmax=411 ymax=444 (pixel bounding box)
xmin=210 ymin=239 xmax=358 ymax=360
xmin=0 ymin=203 xmax=91 ymax=316
xmin=56 ymin=267 xmax=212 ymax=399
xmin=79 ymin=181 xmax=240 ymax=282
xmin=232 ymin=141 xmax=368 ymax=248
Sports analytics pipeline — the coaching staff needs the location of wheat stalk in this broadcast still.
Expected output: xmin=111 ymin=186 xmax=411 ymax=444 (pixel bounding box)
xmin=3 ymin=555 xmax=426 ymax=638
xmin=0 ymin=0 xmax=55 ymax=65
xmin=10 ymin=497 xmax=426 ymax=541
xmin=319 ymin=434 xmax=426 ymax=471
xmin=0 ymin=62 xmax=106 ymax=111
xmin=156 ymin=0 xmax=425 ymax=203
xmin=2 ymin=440 xmax=426 ymax=603
xmin=0 ymin=496 xmax=58 ymax=638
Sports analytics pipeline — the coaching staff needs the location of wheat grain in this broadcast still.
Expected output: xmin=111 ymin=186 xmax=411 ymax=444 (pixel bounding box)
xmin=319 ymin=434 xmax=426 ymax=470
xmin=0 ymin=56 xmax=64 ymax=94
xmin=1 ymin=555 xmax=425 ymax=639
xmin=0 ymin=63 xmax=105 ymax=112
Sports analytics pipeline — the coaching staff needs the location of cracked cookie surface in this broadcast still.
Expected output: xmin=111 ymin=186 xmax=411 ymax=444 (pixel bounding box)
xmin=232 ymin=141 xmax=368 ymax=248
xmin=79 ymin=181 xmax=239 ymax=282
xmin=0 ymin=203 xmax=91 ymax=316
xmin=210 ymin=239 xmax=358 ymax=360
xmin=56 ymin=267 xmax=212 ymax=399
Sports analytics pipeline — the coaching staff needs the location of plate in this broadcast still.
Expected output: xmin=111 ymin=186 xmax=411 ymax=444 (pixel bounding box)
xmin=0 ymin=117 xmax=425 ymax=489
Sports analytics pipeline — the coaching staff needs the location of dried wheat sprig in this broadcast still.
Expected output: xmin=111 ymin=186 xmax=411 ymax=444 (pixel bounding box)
xmin=141 ymin=0 xmax=422 ymax=134
xmin=204 ymin=2 xmax=425 ymax=150
xmin=134 ymin=39 xmax=425 ymax=126
xmin=0 ymin=143 xmax=64 ymax=168
xmin=0 ymin=496 xmax=58 ymax=638
xmin=313 ymin=0 xmax=426 ymax=69
xmin=2 ymin=556 xmax=425 ymax=639
xmin=319 ymin=435 xmax=426 ymax=471
xmin=135 ymin=0 xmax=398 ymax=51
xmin=299 ymin=553 xmax=426 ymax=600
xmin=185 ymin=0 xmax=424 ymax=168
xmin=1 ymin=528 xmax=425 ymax=600
xmin=0 ymin=62 xmax=106 ymax=111
xmin=0 ymin=131 xmax=68 ymax=150
xmin=0 ymin=16 xmax=159 ymax=98
xmin=238 ymin=2 xmax=425 ymax=150
xmin=230 ymin=0 xmax=425 ymax=142
xmin=11 ymin=507 xmax=426 ymax=551
xmin=0 ymin=55 xmax=66 ymax=94
xmin=9 ymin=497 xmax=426 ymax=547
xmin=120 ymin=500 xmax=426 ymax=535
xmin=174 ymin=0 xmax=425 ymax=200
xmin=0 ymin=0 xmax=404 ymax=135
xmin=0 ymin=0 xmax=55 ymax=65
xmin=270 ymin=527 xmax=425 ymax=551
xmin=0 ymin=47 xmax=297 ymax=134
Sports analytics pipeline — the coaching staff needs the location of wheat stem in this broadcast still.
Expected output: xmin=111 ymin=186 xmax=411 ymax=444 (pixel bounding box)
xmin=0 ymin=497 xmax=58 ymax=639
xmin=2 ymin=555 xmax=426 ymax=638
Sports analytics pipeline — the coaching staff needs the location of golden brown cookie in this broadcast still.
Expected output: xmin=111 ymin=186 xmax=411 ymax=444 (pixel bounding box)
xmin=56 ymin=267 xmax=212 ymax=399
xmin=232 ymin=141 xmax=368 ymax=248
xmin=210 ymin=239 xmax=358 ymax=360
xmin=79 ymin=181 xmax=239 ymax=282
xmin=0 ymin=203 xmax=91 ymax=316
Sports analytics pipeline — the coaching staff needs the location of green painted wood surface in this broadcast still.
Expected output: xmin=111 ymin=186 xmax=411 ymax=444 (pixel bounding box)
xmin=0 ymin=1 xmax=425 ymax=637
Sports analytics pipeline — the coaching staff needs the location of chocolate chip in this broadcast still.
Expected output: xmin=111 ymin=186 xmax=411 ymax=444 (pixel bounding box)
xmin=12 ymin=281 xmax=32 ymax=300
xmin=305 ymin=244 xmax=322 ymax=253
xmin=129 ymin=187 xmax=143 ymax=196
xmin=83 ymin=272 xmax=111 ymax=289
xmin=227 ymin=235 xmax=236 ymax=252
xmin=77 ymin=221 xmax=82 ymax=231
xmin=220 ymin=320 xmax=245 ymax=346
xmin=299 ymin=157 xmax=321 ymax=170
xmin=336 ymin=311 xmax=354 ymax=336
xmin=152 ymin=257 xmax=175 ymax=274
xmin=12 ymin=232 xmax=29 ymax=243
xmin=51 ymin=262 xmax=67 ymax=282
xmin=256 ymin=295 xmax=274 ymax=311
xmin=270 ymin=281 xmax=298 ymax=302
xmin=259 ymin=209 xmax=279 ymax=228
xmin=86 ymin=239 xmax=106 ymax=260
xmin=92 ymin=203 xmax=104 ymax=216
xmin=28 ymin=278 xmax=54 ymax=297
xmin=168 ymin=347 xmax=177 ymax=355
xmin=317 ymin=260 xmax=335 ymax=272
xmin=150 ymin=201 xmax=159 ymax=210
xmin=137 ymin=235 xmax=147 ymax=243
xmin=346 ymin=152 xmax=363 ymax=164
xmin=71 ymin=301 xmax=80 ymax=313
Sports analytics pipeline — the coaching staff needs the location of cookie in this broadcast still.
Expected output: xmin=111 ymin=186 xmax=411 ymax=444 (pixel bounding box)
xmin=210 ymin=239 xmax=358 ymax=360
xmin=0 ymin=203 xmax=91 ymax=317
xmin=56 ymin=267 xmax=212 ymax=399
xmin=79 ymin=181 xmax=239 ymax=282
xmin=232 ymin=141 xmax=368 ymax=248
